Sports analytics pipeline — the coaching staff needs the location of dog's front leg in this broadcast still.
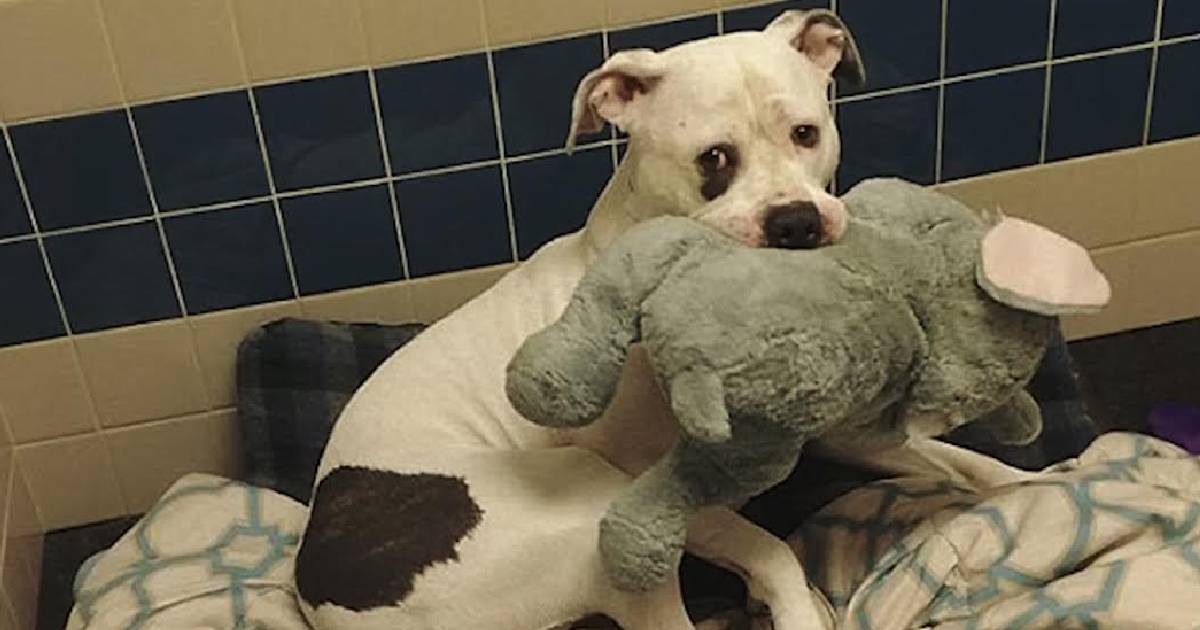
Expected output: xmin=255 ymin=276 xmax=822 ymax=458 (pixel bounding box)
xmin=686 ymin=508 xmax=834 ymax=630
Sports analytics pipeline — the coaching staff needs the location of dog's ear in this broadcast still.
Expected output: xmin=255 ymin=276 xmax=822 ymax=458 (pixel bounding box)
xmin=765 ymin=10 xmax=865 ymax=86
xmin=567 ymin=49 xmax=666 ymax=150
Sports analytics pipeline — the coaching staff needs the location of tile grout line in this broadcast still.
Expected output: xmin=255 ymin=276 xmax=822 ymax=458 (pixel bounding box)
xmin=481 ymin=0 xmax=521 ymax=264
xmin=122 ymin=109 xmax=190 ymax=319
xmin=934 ymin=0 xmax=948 ymax=183
xmin=5 ymin=108 xmax=108 ymax=447
xmin=365 ymin=67 xmax=413 ymax=280
xmin=1038 ymin=0 xmax=1059 ymax=164
xmin=0 ymin=125 xmax=74 ymax=338
xmin=1142 ymin=0 xmax=1166 ymax=146
xmin=89 ymin=0 xmax=152 ymax=513
xmin=225 ymin=2 xmax=302 ymax=305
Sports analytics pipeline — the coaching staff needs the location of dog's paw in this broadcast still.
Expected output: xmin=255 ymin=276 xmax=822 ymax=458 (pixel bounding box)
xmin=598 ymin=511 xmax=685 ymax=591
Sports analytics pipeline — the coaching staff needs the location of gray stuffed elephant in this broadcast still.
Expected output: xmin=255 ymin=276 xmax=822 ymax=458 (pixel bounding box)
xmin=505 ymin=178 xmax=1110 ymax=592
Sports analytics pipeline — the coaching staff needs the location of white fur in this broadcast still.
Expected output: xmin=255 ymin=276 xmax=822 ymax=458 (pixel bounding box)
xmin=297 ymin=14 xmax=1013 ymax=630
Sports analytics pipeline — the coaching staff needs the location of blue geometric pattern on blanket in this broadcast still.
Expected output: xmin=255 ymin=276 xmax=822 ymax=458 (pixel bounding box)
xmin=801 ymin=437 xmax=1200 ymax=629
xmin=72 ymin=479 xmax=301 ymax=629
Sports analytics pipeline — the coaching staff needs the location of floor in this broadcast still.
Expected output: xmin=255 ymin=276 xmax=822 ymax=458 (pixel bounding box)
xmin=32 ymin=317 xmax=1200 ymax=629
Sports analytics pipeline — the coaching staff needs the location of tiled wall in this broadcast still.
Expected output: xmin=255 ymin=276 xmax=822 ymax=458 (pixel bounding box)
xmin=0 ymin=0 xmax=1197 ymax=539
xmin=0 ymin=440 xmax=43 ymax=629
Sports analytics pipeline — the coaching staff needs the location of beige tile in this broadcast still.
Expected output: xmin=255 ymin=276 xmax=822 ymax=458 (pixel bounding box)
xmin=0 ymin=0 xmax=122 ymax=122
xmin=0 ymin=447 xmax=11 ymax=529
xmin=1060 ymin=245 xmax=1137 ymax=341
xmin=0 ymin=339 xmax=98 ymax=443
xmin=1062 ymin=230 xmax=1200 ymax=340
xmin=1133 ymin=137 xmax=1200 ymax=241
xmin=606 ymin=0 xmax=717 ymax=27
xmin=410 ymin=264 xmax=514 ymax=324
xmin=0 ymin=591 xmax=16 ymax=630
xmin=17 ymin=434 xmax=126 ymax=530
xmin=2 ymin=534 xmax=37 ymax=630
xmin=483 ymin=0 xmax=604 ymax=46
xmin=7 ymin=459 xmax=38 ymax=539
xmin=75 ymin=320 xmax=209 ymax=428
xmin=190 ymin=301 xmax=301 ymax=408
xmin=300 ymin=281 xmax=416 ymax=324
xmin=107 ymin=409 xmax=241 ymax=513
xmin=100 ymin=0 xmax=246 ymax=102
xmin=232 ymin=0 xmax=368 ymax=82
xmin=359 ymin=0 xmax=485 ymax=65
xmin=938 ymin=156 xmax=1131 ymax=250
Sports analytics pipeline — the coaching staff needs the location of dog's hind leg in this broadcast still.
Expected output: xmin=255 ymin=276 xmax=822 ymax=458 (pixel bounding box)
xmin=686 ymin=508 xmax=834 ymax=630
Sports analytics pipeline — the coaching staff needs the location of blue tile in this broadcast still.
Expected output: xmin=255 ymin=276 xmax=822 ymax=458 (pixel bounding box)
xmin=494 ymin=35 xmax=604 ymax=155
xmin=722 ymin=0 xmax=830 ymax=32
xmin=376 ymin=54 xmax=497 ymax=175
xmin=1163 ymin=0 xmax=1200 ymax=37
xmin=165 ymin=203 xmax=292 ymax=313
xmin=0 ymin=241 xmax=64 ymax=346
xmin=946 ymin=0 xmax=1050 ymax=76
xmin=255 ymin=72 xmax=384 ymax=192
xmin=1150 ymin=40 xmax=1200 ymax=143
xmin=46 ymin=222 xmax=180 ymax=333
xmin=943 ymin=68 xmax=1046 ymax=181
xmin=1046 ymin=51 xmax=1151 ymax=161
xmin=9 ymin=110 xmax=150 ymax=230
xmin=509 ymin=147 xmax=612 ymax=259
xmin=395 ymin=166 xmax=511 ymax=277
xmin=1054 ymin=0 xmax=1157 ymax=57
xmin=835 ymin=88 xmax=938 ymax=193
xmin=0 ymin=144 xmax=29 ymax=238
xmin=281 ymin=185 xmax=402 ymax=294
xmin=838 ymin=0 xmax=941 ymax=94
xmin=609 ymin=15 xmax=718 ymax=53
xmin=134 ymin=91 xmax=268 ymax=211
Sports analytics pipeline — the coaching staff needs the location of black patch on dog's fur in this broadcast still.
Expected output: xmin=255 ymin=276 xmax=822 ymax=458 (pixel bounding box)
xmin=295 ymin=467 xmax=483 ymax=611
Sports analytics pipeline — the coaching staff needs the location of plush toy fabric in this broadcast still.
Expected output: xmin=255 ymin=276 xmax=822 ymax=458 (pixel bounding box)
xmin=505 ymin=178 xmax=1109 ymax=592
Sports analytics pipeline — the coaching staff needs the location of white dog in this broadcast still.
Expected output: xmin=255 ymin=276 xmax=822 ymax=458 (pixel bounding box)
xmin=296 ymin=11 xmax=870 ymax=630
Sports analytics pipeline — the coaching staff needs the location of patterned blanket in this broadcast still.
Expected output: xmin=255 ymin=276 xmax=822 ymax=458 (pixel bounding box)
xmin=795 ymin=433 xmax=1200 ymax=629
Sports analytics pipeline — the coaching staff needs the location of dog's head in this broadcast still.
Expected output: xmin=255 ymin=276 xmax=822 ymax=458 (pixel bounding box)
xmin=568 ymin=10 xmax=864 ymax=249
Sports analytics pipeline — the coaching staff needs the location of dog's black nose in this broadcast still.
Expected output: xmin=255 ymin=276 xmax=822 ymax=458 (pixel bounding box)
xmin=764 ymin=202 xmax=823 ymax=249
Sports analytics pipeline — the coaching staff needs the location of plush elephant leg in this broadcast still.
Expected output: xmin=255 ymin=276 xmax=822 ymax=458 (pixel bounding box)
xmin=599 ymin=429 xmax=804 ymax=591
xmin=979 ymin=390 xmax=1043 ymax=445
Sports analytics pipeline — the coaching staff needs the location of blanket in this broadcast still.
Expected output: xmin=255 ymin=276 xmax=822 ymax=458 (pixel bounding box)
xmin=66 ymin=474 xmax=310 ymax=630
xmin=794 ymin=433 xmax=1200 ymax=629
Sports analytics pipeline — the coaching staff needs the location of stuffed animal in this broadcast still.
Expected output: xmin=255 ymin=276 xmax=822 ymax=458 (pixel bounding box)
xmin=505 ymin=178 xmax=1110 ymax=591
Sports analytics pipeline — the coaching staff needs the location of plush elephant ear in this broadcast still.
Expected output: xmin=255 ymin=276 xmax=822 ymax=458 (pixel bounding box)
xmin=976 ymin=217 xmax=1111 ymax=316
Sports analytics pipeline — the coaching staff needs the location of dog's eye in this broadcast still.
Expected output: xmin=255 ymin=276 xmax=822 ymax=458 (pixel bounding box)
xmin=695 ymin=144 xmax=738 ymax=201
xmin=696 ymin=145 xmax=733 ymax=174
xmin=791 ymin=124 xmax=819 ymax=148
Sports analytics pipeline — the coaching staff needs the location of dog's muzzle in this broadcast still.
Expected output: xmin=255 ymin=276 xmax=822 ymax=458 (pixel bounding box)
xmin=764 ymin=202 xmax=824 ymax=249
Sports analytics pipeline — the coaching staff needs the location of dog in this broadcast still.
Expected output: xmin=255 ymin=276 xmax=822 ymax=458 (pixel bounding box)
xmin=295 ymin=10 xmax=869 ymax=630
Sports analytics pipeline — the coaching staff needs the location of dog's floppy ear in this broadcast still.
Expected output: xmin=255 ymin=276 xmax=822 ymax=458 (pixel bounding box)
xmin=765 ymin=10 xmax=865 ymax=86
xmin=567 ymin=49 xmax=666 ymax=150
xmin=976 ymin=217 xmax=1111 ymax=316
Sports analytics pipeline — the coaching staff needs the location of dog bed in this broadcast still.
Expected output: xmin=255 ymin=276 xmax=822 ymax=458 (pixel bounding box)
xmin=66 ymin=318 xmax=1103 ymax=628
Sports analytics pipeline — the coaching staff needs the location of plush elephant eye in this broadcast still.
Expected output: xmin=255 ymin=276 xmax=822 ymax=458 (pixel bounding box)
xmin=695 ymin=143 xmax=738 ymax=201
xmin=791 ymin=124 xmax=819 ymax=148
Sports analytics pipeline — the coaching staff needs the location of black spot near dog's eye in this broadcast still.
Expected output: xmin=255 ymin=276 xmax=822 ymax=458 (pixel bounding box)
xmin=696 ymin=143 xmax=738 ymax=201
xmin=791 ymin=124 xmax=819 ymax=148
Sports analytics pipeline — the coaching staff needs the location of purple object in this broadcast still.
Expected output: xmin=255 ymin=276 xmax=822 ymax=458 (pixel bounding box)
xmin=1147 ymin=403 xmax=1200 ymax=455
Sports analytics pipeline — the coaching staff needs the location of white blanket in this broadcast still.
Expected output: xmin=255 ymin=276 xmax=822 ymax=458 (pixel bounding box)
xmin=66 ymin=474 xmax=310 ymax=630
